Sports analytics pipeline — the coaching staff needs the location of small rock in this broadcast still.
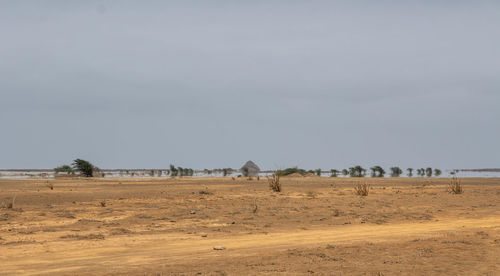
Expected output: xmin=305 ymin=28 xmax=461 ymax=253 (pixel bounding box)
xmin=201 ymin=234 xmax=208 ymax=237
xmin=190 ymin=210 xmax=196 ymax=214
xmin=213 ymin=245 xmax=226 ymax=250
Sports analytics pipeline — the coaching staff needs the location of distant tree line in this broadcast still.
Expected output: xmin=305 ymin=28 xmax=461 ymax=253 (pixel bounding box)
xmin=274 ymin=166 xmax=443 ymax=178
xmin=54 ymin=160 xmax=443 ymax=179
xmin=327 ymin=166 xmax=442 ymax=178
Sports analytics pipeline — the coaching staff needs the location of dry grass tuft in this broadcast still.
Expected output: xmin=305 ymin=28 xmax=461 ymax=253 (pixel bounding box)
xmin=268 ymin=171 xmax=281 ymax=192
xmin=100 ymin=200 xmax=106 ymax=207
xmin=354 ymin=182 xmax=370 ymax=196
xmin=306 ymin=191 xmax=316 ymax=199
xmin=46 ymin=181 xmax=54 ymax=190
xmin=198 ymin=189 xmax=213 ymax=195
xmin=448 ymin=177 xmax=464 ymax=194
xmin=2 ymin=195 xmax=17 ymax=209
xmin=60 ymin=233 xmax=105 ymax=240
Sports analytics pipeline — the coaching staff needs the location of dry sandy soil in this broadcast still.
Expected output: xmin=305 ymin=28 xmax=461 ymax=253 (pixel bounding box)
xmin=1 ymin=177 xmax=499 ymax=275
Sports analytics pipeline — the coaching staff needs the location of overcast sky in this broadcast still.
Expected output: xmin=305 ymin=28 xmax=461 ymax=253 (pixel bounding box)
xmin=1 ymin=1 xmax=499 ymax=170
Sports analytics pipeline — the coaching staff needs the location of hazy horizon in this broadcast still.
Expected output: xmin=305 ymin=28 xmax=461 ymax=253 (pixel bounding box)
xmin=1 ymin=1 xmax=499 ymax=170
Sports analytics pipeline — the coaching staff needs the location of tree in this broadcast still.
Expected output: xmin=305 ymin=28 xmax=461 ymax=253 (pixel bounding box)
xmin=72 ymin=159 xmax=98 ymax=177
xmin=370 ymin=166 xmax=385 ymax=177
xmin=330 ymin=169 xmax=339 ymax=177
xmin=426 ymin=167 xmax=433 ymax=177
xmin=54 ymin=165 xmax=74 ymax=174
xmin=349 ymin=166 xmax=366 ymax=177
xmin=390 ymin=167 xmax=403 ymax=177
xmin=407 ymin=168 xmax=413 ymax=177
xmin=434 ymin=169 xmax=442 ymax=177
xmin=416 ymin=168 xmax=425 ymax=177
xmin=170 ymin=165 xmax=178 ymax=177
xmin=341 ymin=169 xmax=349 ymax=176
xmin=315 ymin=168 xmax=322 ymax=176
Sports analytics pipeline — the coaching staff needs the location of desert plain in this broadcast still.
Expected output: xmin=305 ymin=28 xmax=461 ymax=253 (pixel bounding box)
xmin=0 ymin=177 xmax=499 ymax=275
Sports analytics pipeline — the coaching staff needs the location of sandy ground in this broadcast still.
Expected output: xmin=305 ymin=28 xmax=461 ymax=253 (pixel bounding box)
xmin=1 ymin=177 xmax=499 ymax=275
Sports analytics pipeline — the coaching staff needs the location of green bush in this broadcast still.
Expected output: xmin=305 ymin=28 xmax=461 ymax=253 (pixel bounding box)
xmin=277 ymin=167 xmax=306 ymax=176
xmin=54 ymin=165 xmax=74 ymax=174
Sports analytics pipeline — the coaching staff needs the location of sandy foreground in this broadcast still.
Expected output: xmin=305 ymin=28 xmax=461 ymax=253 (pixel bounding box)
xmin=0 ymin=177 xmax=499 ymax=275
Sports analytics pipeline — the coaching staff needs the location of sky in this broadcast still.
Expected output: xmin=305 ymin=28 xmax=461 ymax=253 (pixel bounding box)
xmin=1 ymin=1 xmax=499 ymax=170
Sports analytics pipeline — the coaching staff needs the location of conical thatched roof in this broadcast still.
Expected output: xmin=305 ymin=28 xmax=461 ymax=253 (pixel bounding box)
xmin=241 ymin=160 xmax=260 ymax=170
xmin=240 ymin=160 xmax=260 ymax=176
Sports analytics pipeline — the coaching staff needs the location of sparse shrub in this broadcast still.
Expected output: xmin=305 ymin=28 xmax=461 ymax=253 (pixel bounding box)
xmin=448 ymin=177 xmax=463 ymax=194
xmin=354 ymin=182 xmax=370 ymax=196
xmin=100 ymin=200 xmax=106 ymax=207
xmin=341 ymin=169 xmax=349 ymax=176
xmin=268 ymin=170 xmax=281 ymax=192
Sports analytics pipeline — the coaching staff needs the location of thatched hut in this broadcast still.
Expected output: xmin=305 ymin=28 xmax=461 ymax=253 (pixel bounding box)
xmin=240 ymin=160 xmax=260 ymax=177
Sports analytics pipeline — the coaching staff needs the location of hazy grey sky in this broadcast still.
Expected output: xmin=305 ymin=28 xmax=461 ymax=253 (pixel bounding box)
xmin=1 ymin=1 xmax=499 ymax=170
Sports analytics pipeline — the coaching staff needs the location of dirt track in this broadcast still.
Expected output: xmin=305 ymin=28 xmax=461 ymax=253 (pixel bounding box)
xmin=1 ymin=177 xmax=499 ymax=275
